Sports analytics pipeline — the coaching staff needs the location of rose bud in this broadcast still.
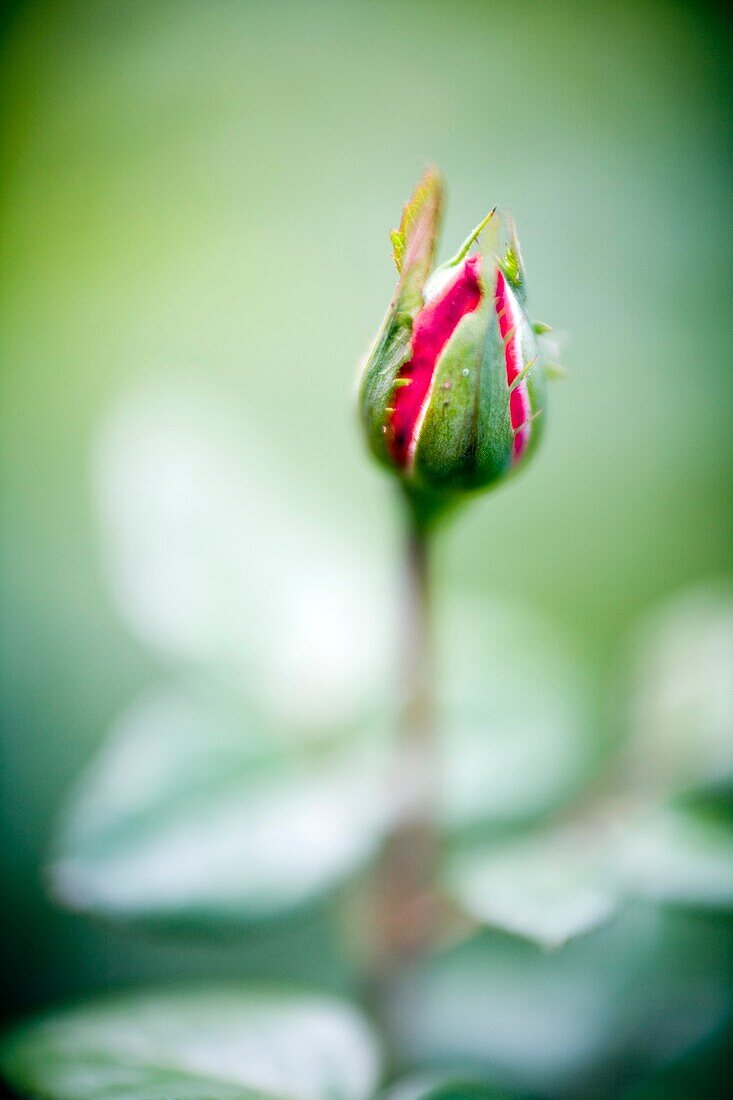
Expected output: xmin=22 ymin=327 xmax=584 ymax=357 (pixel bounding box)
xmin=359 ymin=168 xmax=551 ymax=521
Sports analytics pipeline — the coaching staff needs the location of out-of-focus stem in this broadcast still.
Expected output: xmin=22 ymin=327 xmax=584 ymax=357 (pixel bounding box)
xmin=374 ymin=505 xmax=437 ymax=965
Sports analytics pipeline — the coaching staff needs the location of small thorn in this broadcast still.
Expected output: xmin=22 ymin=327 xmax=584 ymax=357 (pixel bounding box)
xmin=393 ymin=377 xmax=412 ymax=389
xmin=512 ymin=408 xmax=543 ymax=434
xmin=509 ymin=356 xmax=538 ymax=392
xmin=533 ymin=320 xmax=553 ymax=335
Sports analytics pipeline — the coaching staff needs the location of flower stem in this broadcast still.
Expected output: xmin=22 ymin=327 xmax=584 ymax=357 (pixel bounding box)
xmin=374 ymin=503 xmax=438 ymax=965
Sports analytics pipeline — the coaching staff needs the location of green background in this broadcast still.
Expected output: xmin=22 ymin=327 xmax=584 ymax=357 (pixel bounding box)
xmin=1 ymin=0 xmax=732 ymax=1092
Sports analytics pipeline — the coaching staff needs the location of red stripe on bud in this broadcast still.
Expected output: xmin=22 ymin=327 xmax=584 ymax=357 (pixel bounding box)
xmin=390 ymin=254 xmax=482 ymax=468
xmin=495 ymin=268 xmax=531 ymax=460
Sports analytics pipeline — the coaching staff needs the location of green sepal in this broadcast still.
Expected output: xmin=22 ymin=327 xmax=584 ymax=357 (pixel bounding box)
xmin=424 ymin=207 xmax=496 ymax=294
xmin=359 ymin=168 xmax=444 ymax=468
xmin=476 ymin=206 xmax=528 ymax=307
xmin=513 ymin=311 xmax=547 ymax=469
xmin=474 ymin=216 xmax=544 ymax=482
xmin=411 ymin=295 xmax=491 ymax=492
xmin=470 ymin=279 xmax=516 ymax=488
xmin=497 ymin=210 xmax=527 ymax=304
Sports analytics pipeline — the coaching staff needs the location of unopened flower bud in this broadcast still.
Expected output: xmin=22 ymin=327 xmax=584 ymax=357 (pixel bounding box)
xmin=359 ymin=169 xmax=551 ymax=520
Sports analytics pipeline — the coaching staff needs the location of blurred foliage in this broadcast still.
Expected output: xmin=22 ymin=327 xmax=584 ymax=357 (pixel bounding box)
xmin=2 ymin=0 xmax=733 ymax=1096
xmin=386 ymin=905 xmax=733 ymax=1097
xmin=49 ymin=676 xmax=394 ymax=931
xmin=0 ymin=985 xmax=381 ymax=1099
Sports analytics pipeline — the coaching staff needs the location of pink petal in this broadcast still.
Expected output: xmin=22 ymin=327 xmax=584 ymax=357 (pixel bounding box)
xmin=391 ymin=254 xmax=482 ymax=468
xmin=495 ymin=268 xmax=531 ymax=460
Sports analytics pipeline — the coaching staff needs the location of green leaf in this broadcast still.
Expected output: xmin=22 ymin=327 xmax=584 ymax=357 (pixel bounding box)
xmin=436 ymin=586 xmax=733 ymax=947
xmin=49 ymin=681 xmax=393 ymax=932
xmin=0 ymin=985 xmax=381 ymax=1100
xmin=96 ymin=379 xmax=393 ymax=733
xmin=385 ymin=908 xmax=731 ymax=1096
xmin=435 ymin=598 xmax=594 ymax=831
xmin=444 ymin=824 xmax=618 ymax=949
xmin=417 ymin=1090 xmax=509 ymax=1100
xmin=613 ymin=799 xmax=733 ymax=909
xmin=623 ymin=584 xmax=733 ymax=798
xmin=445 ymin=793 xmax=733 ymax=948
xmin=384 ymin=1075 xmax=522 ymax=1100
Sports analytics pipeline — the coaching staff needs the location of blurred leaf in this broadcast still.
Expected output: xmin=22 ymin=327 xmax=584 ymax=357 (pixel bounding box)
xmin=95 ymin=379 xmax=394 ymax=733
xmin=623 ymin=584 xmax=733 ymax=797
xmin=444 ymin=793 xmax=733 ymax=947
xmin=385 ymin=907 xmax=733 ymax=1097
xmin=613 ymin=799 xmax=733 ymax=909
xmin=444 ymin=823 xmax=618 ymax=948
xmin=438 ymin=583 xmax=733 ymax=948
xmin=384 ymin=1076 xmax=523 ymax=1100
xmin=50 ymin=681 xmax=393 ymax=931
xmin=0 ymin=985 xmax=381 ymax=1100
xmin=435 ymin=598 xmax=594 ymax=831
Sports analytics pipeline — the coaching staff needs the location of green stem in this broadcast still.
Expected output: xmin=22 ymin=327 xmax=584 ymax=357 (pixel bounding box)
xmin=374 ymin=505 xmax=437 ymax=964
xmin=402 ymin=514 xmax=433 ymax=808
